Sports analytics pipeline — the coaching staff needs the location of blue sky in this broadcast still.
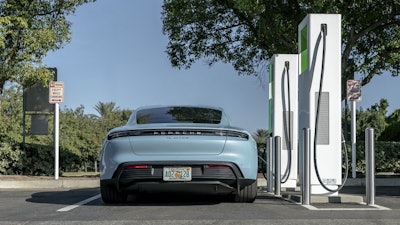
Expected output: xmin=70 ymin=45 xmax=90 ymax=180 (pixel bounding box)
xmin=43 ymin=0 xmax=400 ymax=134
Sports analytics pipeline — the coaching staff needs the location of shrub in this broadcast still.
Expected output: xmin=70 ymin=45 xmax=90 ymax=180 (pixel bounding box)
xmin=352 ymin=141 xmax=400 ymax=174
xmin=0 ymin=142 xmax=23 ymax=175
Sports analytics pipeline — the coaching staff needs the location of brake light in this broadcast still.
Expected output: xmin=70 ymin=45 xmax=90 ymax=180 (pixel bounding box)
xmin=125 ymin=165 xmax=148 ymax=169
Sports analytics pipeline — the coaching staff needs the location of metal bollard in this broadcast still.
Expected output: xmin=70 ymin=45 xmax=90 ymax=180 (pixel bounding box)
xmin=266 ymin=136 xmax=274 ymax=192
xmin=302 ymin=128 xmax=311 ymax=205
xmin=365 ymin=128 xmax=375 ymax=205
xmin=274 ymin=136 xmax=281 ymax=196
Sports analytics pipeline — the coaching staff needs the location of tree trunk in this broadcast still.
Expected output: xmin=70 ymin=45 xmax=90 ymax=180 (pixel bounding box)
xmin=0 ymin=78 xmax=6 ymax=95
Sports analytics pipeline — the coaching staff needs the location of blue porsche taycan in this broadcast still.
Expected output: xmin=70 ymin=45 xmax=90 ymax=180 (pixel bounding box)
xmin=99 ymin=105 xmax=258 ymax=203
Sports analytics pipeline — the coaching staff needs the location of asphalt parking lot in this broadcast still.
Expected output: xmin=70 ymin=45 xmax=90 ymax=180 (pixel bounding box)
xmin=0 ymin=176 xmax=399 ymax=224
xmin=1 ymin=175 xmax=399 ymax=205
xmin=0 ymin=186 xmax=399 ymax=225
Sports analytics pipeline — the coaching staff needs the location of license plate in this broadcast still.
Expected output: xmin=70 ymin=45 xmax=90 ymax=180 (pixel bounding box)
xmin=163 ymin=167 xmax=192 ymax=181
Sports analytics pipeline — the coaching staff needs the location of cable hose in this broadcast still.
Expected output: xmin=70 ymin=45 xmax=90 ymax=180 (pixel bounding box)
xmin=313 ymin=24 xmax=349 ymax=193
xmin=281 ymin=61 xmax=292 ymax=183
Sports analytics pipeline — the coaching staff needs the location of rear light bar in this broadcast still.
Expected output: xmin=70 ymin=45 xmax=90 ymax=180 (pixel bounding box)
xmin=108 ymin=129 xmax=249 ymax=140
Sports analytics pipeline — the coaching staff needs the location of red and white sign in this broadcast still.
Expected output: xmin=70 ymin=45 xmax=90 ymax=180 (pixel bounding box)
xmin=49 ymin=81 xmax=64 ymax=104
xmin=347 ymin=80 xmax=362 ymax=102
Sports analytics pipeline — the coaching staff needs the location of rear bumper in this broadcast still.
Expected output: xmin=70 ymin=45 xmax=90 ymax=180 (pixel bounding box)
xmin=101 ymin=179 xmax=256 ymax=195
xmin=101 ymin=161 xmax=256 ymax=195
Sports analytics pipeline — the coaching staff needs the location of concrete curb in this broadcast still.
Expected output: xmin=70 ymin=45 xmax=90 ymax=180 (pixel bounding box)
xmin=344 ymin=178 xmax=400 ymax=187
xmin=0 ymin=177 xmax=399 ymax=189
xmin=280 ymin=192 xmax=364 ymax=204
xmin=257 ymin=177 xmax=400 ymax=187
xmin=257 ymin=177 xmax=400 ymax=204
xmin=0 ymin=179 xmax=99 ymax=189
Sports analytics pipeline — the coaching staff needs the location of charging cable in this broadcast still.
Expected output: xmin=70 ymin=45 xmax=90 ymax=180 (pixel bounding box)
xmin=314 ymin=23 xmax=349 ymax=192
xmin=281 ymin=61 xmax=292 ymax=183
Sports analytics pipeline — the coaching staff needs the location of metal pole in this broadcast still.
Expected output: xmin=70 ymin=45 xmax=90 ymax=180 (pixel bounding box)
xmin=22 ymin=109 xmax=26 ymax=146
xmin=351 ymin=101 xmax=356 ymax=178
xmin=274 ymin=136 xmax=281 ymax=196
xmin=365 ymin=128 xmax=375 ymax=205
xmin=54 ymin=103 xmax=60 ymax=180
xmin=266 ymin=136 xmax=274 ymax=192
xmin=302 ymin=128 xmax=311 ymax=205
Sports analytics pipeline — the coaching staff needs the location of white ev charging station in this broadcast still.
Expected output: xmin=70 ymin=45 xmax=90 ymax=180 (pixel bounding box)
xmin=269 ymin=54 xmax=298 ymax=188
xmin=298 ymin=14 xmax=342 ymax=195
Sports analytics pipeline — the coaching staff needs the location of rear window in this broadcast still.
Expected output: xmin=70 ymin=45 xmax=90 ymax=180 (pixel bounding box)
xmin=136 ymin=107 xmax=222 ymax=124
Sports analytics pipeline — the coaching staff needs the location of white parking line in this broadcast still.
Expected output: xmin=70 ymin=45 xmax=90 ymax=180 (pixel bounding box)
xmin=301 ymin=203 xmax=391 ymax=211
xmin=278 ymin=194 xmax=392 ymax=211
xmin=57 ymin=194 xmax=101 ymax=212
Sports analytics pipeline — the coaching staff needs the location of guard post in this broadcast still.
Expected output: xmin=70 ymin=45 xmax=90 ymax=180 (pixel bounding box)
xmin=274 ymin=136 xmax=281 ymax=196
xmin=365 ymin=128 xmax=375 ymax=205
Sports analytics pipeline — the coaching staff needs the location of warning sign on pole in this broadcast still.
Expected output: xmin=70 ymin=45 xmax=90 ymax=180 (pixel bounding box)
xmin=49 ymin=81 xmax=64 ymax=104
xmin=347 ymin=80 xmax=362 ymax=102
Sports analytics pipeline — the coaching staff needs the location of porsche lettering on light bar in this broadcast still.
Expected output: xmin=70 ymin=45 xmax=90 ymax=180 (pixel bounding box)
xmin=108 ymin=129 xmax=249 ymax=140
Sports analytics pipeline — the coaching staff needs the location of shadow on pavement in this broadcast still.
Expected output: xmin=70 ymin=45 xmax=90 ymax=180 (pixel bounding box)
xmin=25 ymin=188 xmax=239 ymax=206
xmin=26 ymin=188 xmax=100 ymax=206
xmin=340 ymin=186 xmax=400 ymax=197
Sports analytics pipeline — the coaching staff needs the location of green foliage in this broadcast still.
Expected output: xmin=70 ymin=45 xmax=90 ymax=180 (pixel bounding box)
xmin=94 ymin=101 xmax=120 ymax=118
xmin=355 ymin=99 xmax=388 ymax=140
xmin=0 ymin=0 xmax=95 ymax=93
xmin=342 ymin=98 xmax=400 ymax=175
xmin=0 ymin=84 xmax=23 ymax=144
xmin=380 ymin=109 xmax=400 ymax=141
xmin=56 ymin=102 xmax=131 ymax=172
xmin=352 ymin=141 xmax=400 ymax=174
xmin=0 ymin=85 xmax=133 ymax=175
xmin=253 ymin=129 xmax=270 ymax=173
xmin=19 ymin=143 xmax=54 ymax=175
xmin=0 ymin=142 xmax=23 ymax=174
xmin=162 ymin=0 xmax=400 ymax=98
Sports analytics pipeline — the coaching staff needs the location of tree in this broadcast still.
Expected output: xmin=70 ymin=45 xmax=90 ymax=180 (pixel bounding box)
xmin=253 ymin=129 xmax=269 ymax=144
xmin=253 ymin=129 xmax=269 ymax=173
xmin=253 ymin=129 xmax=269 ymax=155
xmin=162 ymin=0 xmax=400 ymax=97
xmin=0 ymin=84 xmax=23 ymax=144
xmin=94 ymin=101 xmax=120 ymax=118
xmin=380 ymin=109 xmax=400 ymax=141
xmin=356 ymin=99 xmax=388 ymax=141
xmin=0 ymin=0 xmax=95 ymax=94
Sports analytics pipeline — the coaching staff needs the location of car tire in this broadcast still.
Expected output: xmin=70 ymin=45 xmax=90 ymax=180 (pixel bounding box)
xmin=235 ymin=181 xmax=257 ymax=203
xmin=100 ymin=183 xmax=128 ymax=204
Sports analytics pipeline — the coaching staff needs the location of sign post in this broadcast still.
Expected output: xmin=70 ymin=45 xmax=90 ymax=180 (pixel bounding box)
xmin=49 ymin=81 xmax=64 ymax=180
xmin=347 ymin=80 xmax=361 ymax=178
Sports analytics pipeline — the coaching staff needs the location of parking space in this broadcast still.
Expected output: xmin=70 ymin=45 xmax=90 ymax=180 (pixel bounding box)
xmin=0 ymin=188 xmax=399 ymax=224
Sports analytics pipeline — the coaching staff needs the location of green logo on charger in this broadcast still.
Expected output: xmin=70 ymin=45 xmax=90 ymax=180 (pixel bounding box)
xmin=300 ymin=25 xmax=308 ymax=73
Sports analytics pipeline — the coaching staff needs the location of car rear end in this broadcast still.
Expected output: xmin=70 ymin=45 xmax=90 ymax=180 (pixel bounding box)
xmin=99 ymin=106 xmax=258 ymax=203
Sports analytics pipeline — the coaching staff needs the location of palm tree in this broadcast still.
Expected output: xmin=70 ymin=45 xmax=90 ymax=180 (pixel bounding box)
xmin=94 ymin=101 xmax=119 ymax=118
xmin=253 ymin=129 xmax=270 ymax=144
xmin=253 ymin=129 xmax=270 ymax=173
